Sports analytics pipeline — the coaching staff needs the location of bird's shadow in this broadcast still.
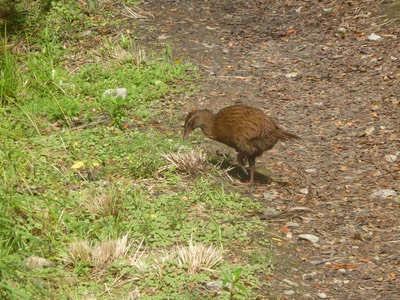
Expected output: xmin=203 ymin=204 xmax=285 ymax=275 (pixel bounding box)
xmin=209 ymin=156 xmax=272 ymax=185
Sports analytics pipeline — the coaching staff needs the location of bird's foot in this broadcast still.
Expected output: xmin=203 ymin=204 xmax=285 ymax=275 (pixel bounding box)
xmin=233 ymin=180 xmax=254 ymax=187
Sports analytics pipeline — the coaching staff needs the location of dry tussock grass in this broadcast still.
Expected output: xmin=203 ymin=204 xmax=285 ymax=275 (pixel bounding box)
xmin=67 ymin=235 xmax=132 ymax=268
xmin=175 ymin=239 xmax=223 ymax=274
xmin=162 ymin=151 xmax=208 ymax=175
xmin=82 ymin=185 xmax=123 ymax=217
xmin=130 ymin=239 xmax=223 ymax=275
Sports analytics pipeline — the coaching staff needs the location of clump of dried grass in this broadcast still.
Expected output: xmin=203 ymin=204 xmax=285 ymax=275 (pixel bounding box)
xmin=175 ymin=239 xmax=223 ymax=274
xmin=129 ymin=240 xmax=222 ymax=276
xmin=67 ymin=235 xmax=133 ymax=268
xmin=162 ymin=151 xmax=208 ymax=175
xmin=82 ymin=185 xmax=123 ymax=218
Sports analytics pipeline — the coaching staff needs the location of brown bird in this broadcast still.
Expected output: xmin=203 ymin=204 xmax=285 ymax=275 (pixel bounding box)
xmin=183 ymin=105 xmax=300 ymax=185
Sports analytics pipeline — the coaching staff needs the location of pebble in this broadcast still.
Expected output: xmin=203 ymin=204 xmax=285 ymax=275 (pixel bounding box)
xmin=263 ymin=192 xmax=276 ymax=201
xmin=385 ymin=154 xmax=398 ymax=163
xmin=286 ymin=222 xmax=300 ymax=227
xmin=364 ymin=126 xmax=375 ymax=136
xmin=317 ymin=292 xmax=327 ymax=299
xmin=203 ymin=280 xmax=223 ymax=289
xmin=367 ymin=33 xmax=381 ymax=41
xmin=284 ymin=290 xmax=295 ymax=296
xmin=282 ymin=279 xmax=299 ymax=287
xmin=25 ymin=256 xmax=53 ymax=268
xmin=103 ymin=87 xmax=127 ymax=99
xmin=302 ymin=272 xmax=317 ymax=280
xmin=299 ymin=188 xmax=309 ymax=195
xmin=371 ymin=189 xmax=398 ymax=198
xmin=264 ymin=207 xmax=279 ymax=216
xmin=285 ymin=72 xmax=299 ymax=78
xmin=305 ymin=168 xmax=316 ymax=173
xmin=298 ymin=234 xmax=319 ymax=243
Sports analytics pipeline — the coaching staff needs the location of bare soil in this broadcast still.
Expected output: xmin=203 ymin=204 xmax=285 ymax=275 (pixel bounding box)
xmin=135 ymin=1 xmax=400 ymax=299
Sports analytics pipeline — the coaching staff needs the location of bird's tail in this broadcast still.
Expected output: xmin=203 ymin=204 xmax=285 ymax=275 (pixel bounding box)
xmin=278 ymin=129 xmax=301 ymax=141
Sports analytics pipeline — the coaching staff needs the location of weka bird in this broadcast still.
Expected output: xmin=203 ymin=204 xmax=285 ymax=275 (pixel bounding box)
xmin=183 ymin=105 xmax=300 ymax=185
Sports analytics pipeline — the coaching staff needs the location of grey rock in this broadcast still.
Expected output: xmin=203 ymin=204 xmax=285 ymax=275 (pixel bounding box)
xmin=298 ymin=234 xmax=319 ymax=243
xmin=367 ymin=33 xmax=381 ymax=41
xmin=203 ymin=280 xmax=223 ymax=289
xmin=299 ymin=188 xmax=309 ymax=195
xmin=284 ymin=290 xmax=295 ymax=295
xmin=385 ymin=154 xmax=398 ymax=163
xmin=302 ymin=272 xmax=317 ymax=281
xmin=25 ymin=256 xmax=53 ymax=268
xmin=371 ymin=189 xmax=398 ymax=198
xmin=263 ymin=191 xmax=276 ymax=201
xmin=286 ymin=222 xmax=300 ymax=228
xmin=282 ymin=279 xmax=299 ymax=287
xmin=103 ymin=87 xmax=127 ymax=99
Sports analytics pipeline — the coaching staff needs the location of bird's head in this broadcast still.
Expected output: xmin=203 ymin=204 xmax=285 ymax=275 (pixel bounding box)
xmin=183 ymin=109 xmax=213 ymax=142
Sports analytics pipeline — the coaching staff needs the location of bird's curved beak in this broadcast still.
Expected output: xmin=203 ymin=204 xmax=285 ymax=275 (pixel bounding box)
xmin=183 ymin=127 xmax=190 ymax=142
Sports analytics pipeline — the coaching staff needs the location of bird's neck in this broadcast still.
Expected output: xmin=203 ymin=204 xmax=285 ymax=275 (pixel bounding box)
xmin=198 ymin=110 xmax=216 ymax=138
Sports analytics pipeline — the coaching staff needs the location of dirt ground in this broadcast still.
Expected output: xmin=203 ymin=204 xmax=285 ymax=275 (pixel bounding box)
xmin=134 ymin=0 xmax=400 ymax=299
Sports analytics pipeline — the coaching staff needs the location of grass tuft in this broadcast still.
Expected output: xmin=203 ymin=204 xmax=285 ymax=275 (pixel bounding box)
xmin=176 ymin=239 xmax=223 ymax=274
xmin=67 ymin=235 xmax=133 ymax=269
xmin=163 ymin=150 xmax=208 ymax=175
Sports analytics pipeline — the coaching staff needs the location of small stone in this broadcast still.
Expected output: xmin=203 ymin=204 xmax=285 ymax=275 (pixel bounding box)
xmin=367 ymin=33 xmax=381 ymax=41
xmin=284 ymin=290 xmax=295 ymax=295
xmin=286 ymin=222 xmax=300 ymax=227
xmin=203 ymin=280 xmax=223 ymax=289
xmin=282 ymin=279 xmax=299 ymax=287
xmin=80 ymin=30 xmax=92 ymax=37
xmin=320 ymin=250 xmax=336 ymax=255
xmin=298 ymin=234 xmax=319 ymax=243
xmin=263 ymin=192 xmax=276 ymax=201
xmin=128 ymin=288 xmax=140 ymax=300
xmin=264 ymin=207 xmax=279 ymax=216
xmin=285 ymin=72 xmax=299 ymax=78
xmin=385 ymin=154 xmax=398 ymax=163
xmin=25 ymin=257 xmax=53 ymax=268
xmin=391 ymin=56 xmax=398 ymax=61
xmin=302 ymin=272 xmax=317 ymax=281
xmin=103 ymin=88 xmax=127 ymax=99
xmin=305 ymin=168 xmax=316 ymax=173
xmin=337 ymin=27 xmax=347 ymax=33
xmin=365 ymin=126 xmax=375 ymax=136
xmin=317 ymin=292 xmax=327 ymax=299
xmin=299 ymin=188 xmax=309 ymax=195
xmin=371 ymin=189 xmax=398 ymax=198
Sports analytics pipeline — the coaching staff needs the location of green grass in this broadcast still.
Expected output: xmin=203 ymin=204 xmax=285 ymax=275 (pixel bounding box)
xmin=0 ymin=1 xmax=273 ymax=299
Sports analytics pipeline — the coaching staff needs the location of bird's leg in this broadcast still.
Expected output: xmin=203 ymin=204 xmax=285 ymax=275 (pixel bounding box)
xmin=236 ymin=152 xmax=248 ymax=174
xmin=247 ymin=155 xmax=257 ymax=186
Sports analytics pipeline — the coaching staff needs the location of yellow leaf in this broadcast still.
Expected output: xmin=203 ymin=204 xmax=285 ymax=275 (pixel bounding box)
xmin=71 ymin=161 xmax=85 ymax=170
